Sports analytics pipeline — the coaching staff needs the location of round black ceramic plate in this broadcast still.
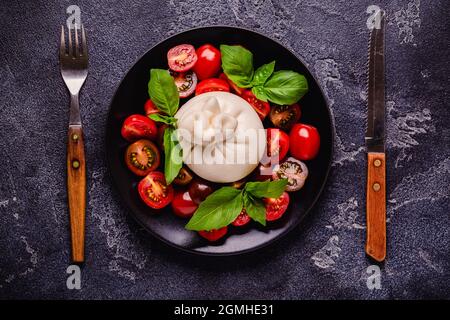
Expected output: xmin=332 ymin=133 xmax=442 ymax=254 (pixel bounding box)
xmin=106 ymin=26 xmax=333 ymax=256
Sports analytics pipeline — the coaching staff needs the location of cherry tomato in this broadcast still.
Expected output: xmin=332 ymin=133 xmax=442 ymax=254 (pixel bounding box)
xmin=241 ymin=90 xmax=270 ymax=120
xmin=170 ymin=70 xmax=197 ymax=98
xmin=232 ymin=209 xmax=251 ymax=227
xmin=192 ymin=44 xmax=221 ymax=80
xmin=219 ymin=73 xmax=245 ymax=95
xmin=198 ymin=227 xmax=228 ymax=242
xmin=264 ymin=192 xmax=290 ymax=221
xmin=195 ymin=78 xmax=230 ymax=95
xmin=121 ymin=114 xmax=157 ymax=142
xmin=138 ymin=172 xmax=174 ymax=209
xmin=289 ymin=123 xmax=320 ymax=160
xmin=167 ymin=44 xmax=197 ymax=72
xmin=144 ymin=99 xmax=160 ymax=116
xmin=171 ymin=190 xmax=198 ymax=218
xmin=173 ymin=166 xmax=194 ymax=186
xmin=125 ymin=139 xmax=160 ymax=176
xmin=272 ymin=157 xmax=308 ymax=192
xmin=269 ymin=103 xmax=301 ymax=130
xmin=261 ymin=128 xmax=289 ymax=166
xmin=188 ymin=179 xmax=215 ymax=204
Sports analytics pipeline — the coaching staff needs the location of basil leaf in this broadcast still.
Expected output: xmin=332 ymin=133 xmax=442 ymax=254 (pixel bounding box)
xmin=220 ymin=45 xmax=254 ymax=88
xmin=163 ymin=126 xmax=183 ymax=184
xmin=251 ymin=85 xmax=269 ymax=102
xmin=251 ymin=61 xmax=275 ymax=86
xmin=148 ymin=69 xmax=179 ymax=116
xmin=252 ymin=70 xmax=308 ymax=105
xmin=245 ymin=179 xmax=288 ymax=199
xmin=243 ymin=194 xmax=266 ymax=226
xmin=149 ymin=114 xmax=177 ymax=125
xmin=185 ymin=188 xmax=243 ymax=231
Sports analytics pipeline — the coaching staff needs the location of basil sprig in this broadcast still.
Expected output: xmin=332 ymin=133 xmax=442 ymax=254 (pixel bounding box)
xmin=220 ymin=45 xmax=309 ymax=105
xmin=185 ymin=179 xmax=288 ymax=231
xmin=147 ymin=68 xmax=182 ymax=184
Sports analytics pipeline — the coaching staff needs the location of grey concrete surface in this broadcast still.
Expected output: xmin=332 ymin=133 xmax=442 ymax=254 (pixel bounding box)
xmin=0 ymin=0 xmax=449 ymax=299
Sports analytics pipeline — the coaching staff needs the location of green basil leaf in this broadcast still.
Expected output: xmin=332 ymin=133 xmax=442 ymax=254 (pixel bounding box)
xmin=251 ymin=61 xmax=275 ymax=86
xmin=245 ymin=179 xmax=288 ymax=199
xmin=163 ymin=127 xmax=183 ymax=184
xmin=243 ymin=194 xmax=266 ymax=226
xmin=220 ymin=45 xmax=254 ymax=88
xmin=251 ymin=85 xmax=269 ymax=102
xmin=149 ymin=114 xmax=177 ymax=125
xmin=185 ymin=188 xmax=243 ymax=231
xmin=255 ymin=70 xmax=308 ymax=105
xmin=148 ymin=69 xmax=179 ymax=116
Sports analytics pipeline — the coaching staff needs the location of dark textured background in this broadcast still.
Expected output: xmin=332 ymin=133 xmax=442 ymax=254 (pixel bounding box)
xmin=0 ymin=0 xmax=449 ymax=299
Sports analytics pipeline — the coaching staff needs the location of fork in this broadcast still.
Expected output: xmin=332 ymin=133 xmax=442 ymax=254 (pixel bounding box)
xmin=59 ymin=24 xmax=88 ymax=263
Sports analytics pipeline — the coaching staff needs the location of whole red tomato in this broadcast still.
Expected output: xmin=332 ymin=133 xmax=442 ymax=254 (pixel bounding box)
xmin=195 ymin=78 xmax=230 ymax=95
xmin=121 ymin=114 xmax=157 ymax=142
xmin=144 ymin=99 xmax=159 ymax=116
xmin=193 ymin=44 xmax=221 ymax=80
xmin=171 ymin=190 xmax=198 ymax=218
xmin=198 ymin=227 xmax=228 ymax=242
xmin=289 ymin=123 xmax=320 ymax=160
xmin=261 ymin=128 xmax=289 ymax=166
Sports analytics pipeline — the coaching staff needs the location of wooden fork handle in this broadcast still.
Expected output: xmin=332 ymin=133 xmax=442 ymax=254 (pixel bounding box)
xmin=366 ymin=152 xmax=386 ymax=262
xmin=67 ymin=125 xmax=86 ymax=263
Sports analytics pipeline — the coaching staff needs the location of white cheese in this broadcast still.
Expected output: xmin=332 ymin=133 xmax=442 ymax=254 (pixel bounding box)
xmin=175 ymin=91 xmax=266 ymax=183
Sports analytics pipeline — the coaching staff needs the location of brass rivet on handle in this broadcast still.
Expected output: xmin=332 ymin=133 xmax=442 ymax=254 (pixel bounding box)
xmin=72 ymin=160 xmax=80 ymax=169
xmin=373 ymin=182 xmax=381 ymax=192
xmin=374 ymin=159 xmax=382 ymax=167
xmin=72 ymin=134 xmax=79 ymax=142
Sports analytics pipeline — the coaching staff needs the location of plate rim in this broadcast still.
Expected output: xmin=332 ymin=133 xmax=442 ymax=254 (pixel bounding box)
xmin=105 ymin=25 xmax=334 ymax=257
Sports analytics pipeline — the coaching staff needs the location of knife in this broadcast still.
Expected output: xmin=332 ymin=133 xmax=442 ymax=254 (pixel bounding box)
xmin=365 ymin=11 xmax=386 ymax=262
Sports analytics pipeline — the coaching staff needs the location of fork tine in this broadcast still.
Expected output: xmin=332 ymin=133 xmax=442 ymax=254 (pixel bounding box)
xmin=81 ymin=25 xmax=87 ymax=56
xmin=74 ymin=25 xmax=79 ymax=56
xmin=68 ymin=26 xmax=73 ymax=56
xmin=60 ymin=25 xmax=66 ymax=57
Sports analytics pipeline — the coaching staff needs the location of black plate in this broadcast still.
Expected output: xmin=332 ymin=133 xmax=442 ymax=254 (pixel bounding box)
xmin=106 ymin=26 xmax=333 ymax=256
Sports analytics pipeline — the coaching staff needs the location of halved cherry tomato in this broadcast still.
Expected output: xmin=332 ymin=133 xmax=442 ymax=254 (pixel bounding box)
xmin=198 ymin=226 xmax=228 ymax=242
xmin=138 ymin=172 xmax=174 ymax=209
xmin=144 ymin=99 xmax=160 ymax=116
xmin=241 ymin=90 xmax=270 ymax=120
xmin=125 ymin=139 xmax=160 ymax=176
xmin=170 ymin=70 xmax=197 ymax=98
xmin=171 ymin=190 xmax=198 ymax=218
xmin=272 ymin=157 xmax=308 ymax=192
xmin=121 ymin=114 xmax=157 ymax=142
xmin=289 ymin=123 xmax=321 ymax=160
xmin=193 ymin=44 xmax=221 ymax=80
xmin=167 ymin=44 xmax=197 ymax=72
xmin=261 ymin=128 xmax=289 ymax=166
xmin=188 ymin=179 xmax=215 ymax=204
xmin=269 ymin=104 xmax=301 ymax=130
xmin=173 ymin=166 xmax=194 ymax=186
xmin=219 ymin=73 xmax=244 ymax=95
xmin=195 ymin=78 xmax=230 ymax=96
xmin=232 ymin=209 xmax=251 ymax=227
xmin=264 ymin=192 xmax=290 ymax=221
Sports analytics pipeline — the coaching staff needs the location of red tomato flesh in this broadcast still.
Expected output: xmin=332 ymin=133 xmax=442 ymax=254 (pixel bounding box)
xmin=138 ymin=172 xmax=174 ymax=209
xmin=232 ymin=209 xmax=251 ymax=227
xmin=241 ymin=90 xmax=270 ymax=120
xmin=167 ymin=44 xmax=198 ymax=72
xmin=261 ymin=128 xmax=289 ymax=166
xmin=264 ymin=192 xmax=290 ymax=221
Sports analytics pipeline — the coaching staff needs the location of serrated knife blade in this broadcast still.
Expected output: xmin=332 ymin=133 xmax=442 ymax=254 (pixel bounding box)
xmin=365 ymin=10 xmax=387 ymax=262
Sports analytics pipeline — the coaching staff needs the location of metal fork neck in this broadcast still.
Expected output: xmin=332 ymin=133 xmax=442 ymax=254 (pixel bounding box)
xmin=69 ymin=93 xmax=82 ymax=126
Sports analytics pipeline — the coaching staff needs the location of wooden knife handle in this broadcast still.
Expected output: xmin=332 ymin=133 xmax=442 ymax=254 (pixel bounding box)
xmin=366 ymin=152 xmax=386 ymax=262
xmin=67 ymin=125 xmax=86 ymax=263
